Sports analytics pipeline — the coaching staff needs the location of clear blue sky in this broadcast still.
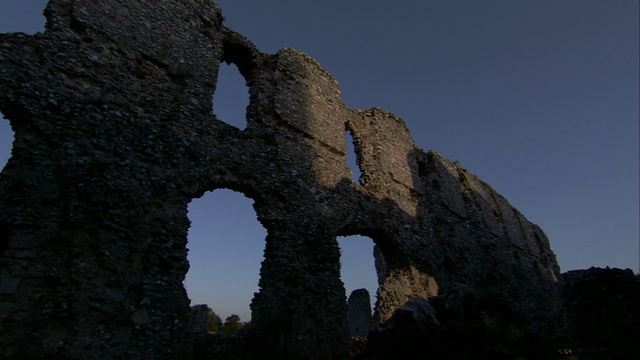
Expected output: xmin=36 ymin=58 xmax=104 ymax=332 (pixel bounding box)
xmin=1 ymin=0 xmax=638 ymax=322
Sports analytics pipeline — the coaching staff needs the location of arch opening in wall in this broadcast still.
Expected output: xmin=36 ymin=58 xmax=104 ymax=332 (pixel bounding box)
xmin=338 ymin=235 xmax=379 ymax=334
xmin=212 ymin=63 xmax=250 ymax=130
xmin=0 ymin=112 xmax=14 ymax=173
xmin=345 ymin=130 xmax=363 ymax=185
xmin=184 ymin=189 xmax=267 ymax=324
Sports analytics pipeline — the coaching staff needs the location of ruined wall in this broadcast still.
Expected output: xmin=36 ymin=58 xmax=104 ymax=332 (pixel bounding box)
xmin=561 ymin=267 xmax=640 ymax=359
xmin=0 ymin=1 xmax=562 ymax=359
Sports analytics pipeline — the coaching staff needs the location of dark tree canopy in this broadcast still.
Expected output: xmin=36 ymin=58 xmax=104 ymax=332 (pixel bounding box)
xmin=207 ymin=310 xmax=223 ymax=333
xmin=221 ymin=314 xmax=243 ymax=335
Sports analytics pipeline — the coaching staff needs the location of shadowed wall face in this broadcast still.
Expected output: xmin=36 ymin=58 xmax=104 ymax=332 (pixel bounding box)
xmin=0 ymin=1 xmax=562 ymax=359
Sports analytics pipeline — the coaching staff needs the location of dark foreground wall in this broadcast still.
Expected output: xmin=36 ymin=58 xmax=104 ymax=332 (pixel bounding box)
xmin=0 ymin=1 xmax=562 ymax=358
xmin=561 ymin=267 xmax=640 ymax=359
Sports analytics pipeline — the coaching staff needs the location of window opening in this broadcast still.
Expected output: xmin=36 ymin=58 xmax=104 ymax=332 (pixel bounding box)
xmin=338 ymin=235 xmax=378 ymax=318
xmin=0 ymin=113 xmax=14 ymax=173
xmin=345 ymin=130 xmax=362 ymax=185
xmin=184 ymin=189 xmax=266 ymax=324
xmin=212 ymin=63 xmax=249 ymax=130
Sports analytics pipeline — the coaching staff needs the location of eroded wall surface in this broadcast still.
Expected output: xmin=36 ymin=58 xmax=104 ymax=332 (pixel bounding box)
xmin=0 ymin=1 xmax=561 ymax=358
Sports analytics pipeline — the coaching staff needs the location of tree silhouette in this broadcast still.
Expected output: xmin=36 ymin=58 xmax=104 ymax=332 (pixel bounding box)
xmin=221 ymin=314 xmax=243 ymax=335
xmin=207 ymin=310 xmax=223 ymax=333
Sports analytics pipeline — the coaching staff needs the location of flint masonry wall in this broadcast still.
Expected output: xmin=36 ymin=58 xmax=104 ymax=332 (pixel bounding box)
xmin=0 ymin=1 xmax=562 ymax=359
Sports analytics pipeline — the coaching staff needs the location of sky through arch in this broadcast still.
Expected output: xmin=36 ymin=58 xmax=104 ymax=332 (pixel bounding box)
xmin=338 ymin=235 xmax=378 ymax=313
xmin=184 ymin=189 xmax=266 ymax=321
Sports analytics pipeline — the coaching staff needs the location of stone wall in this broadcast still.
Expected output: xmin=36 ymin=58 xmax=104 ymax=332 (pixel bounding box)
xmin=0 ymin=1 xmax=562 ymax=359
xmin=561 ymin=267 xmax=640 ymax=359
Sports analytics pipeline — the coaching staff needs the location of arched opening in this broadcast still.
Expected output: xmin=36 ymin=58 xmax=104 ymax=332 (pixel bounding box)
xmin=345 ymin=130 xmax=362 ymax=185
xmin=338 ymin=235 xmax=379 ymax=334
xmin=0 ymin=113 xmax=14 ymax=172
xmin=212 ymin=63 xmax=250 ymax=130
xmin=184 ymin=189 xmax=266 ymax=324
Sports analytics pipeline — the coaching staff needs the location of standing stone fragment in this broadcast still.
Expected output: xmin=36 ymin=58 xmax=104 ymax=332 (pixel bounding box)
xmin=347 ymin=288 xmax=374 ymax=336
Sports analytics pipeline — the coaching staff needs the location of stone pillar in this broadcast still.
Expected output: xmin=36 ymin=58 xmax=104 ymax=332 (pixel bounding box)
xmin=250 ymin=230 xmax=349 ymax=359
xmin=190 ymin=304 xmax=212 ymax=334
xmin=348 ymin=288 xmax=374 ymax=336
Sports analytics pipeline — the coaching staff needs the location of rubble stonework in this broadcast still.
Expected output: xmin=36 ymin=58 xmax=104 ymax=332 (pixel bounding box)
xmin=0 ymin=1 xmax=563 ymax=359
xmin=190 ymin=305 xmax=212 ymax=335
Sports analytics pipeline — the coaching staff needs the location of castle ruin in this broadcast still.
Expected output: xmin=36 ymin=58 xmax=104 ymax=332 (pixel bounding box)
xmin=0 ymin=1 xmax=563 ymax=358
